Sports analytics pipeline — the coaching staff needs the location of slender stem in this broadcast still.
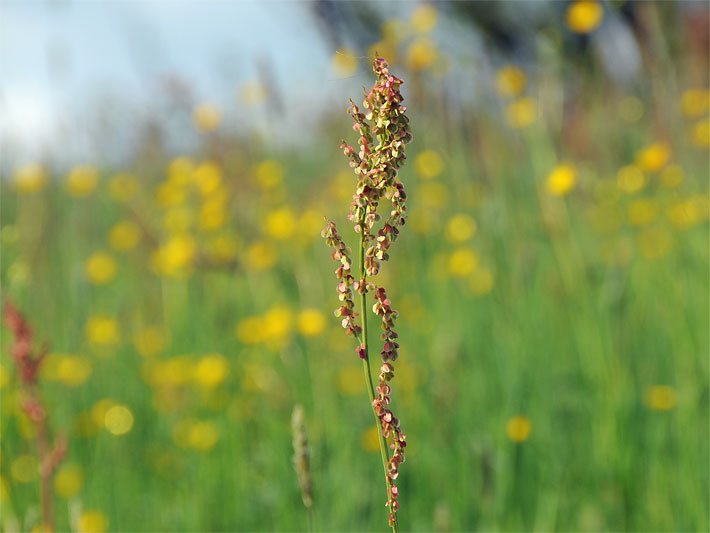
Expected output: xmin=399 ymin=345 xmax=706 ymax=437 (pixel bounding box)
xmin=359 ymin=224 xmax=399 ymax=533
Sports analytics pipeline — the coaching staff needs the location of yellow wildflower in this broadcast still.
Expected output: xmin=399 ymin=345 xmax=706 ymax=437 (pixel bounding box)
xmin=194 ymin=161 xmax=223 ymax=196
xmin=199 ymin=196 xmax=227 ymax=231
xmin=545 ymin=164 xmax=577 ymax=197
xmin=505 ymin=98 xmax=537 ymax=128
xmin=134 ymin=326 xmax=169 ymax=357
xmin=109 ymin=220 xmax=141 ymax=252
xmin=616 ymin=165 xmax=646 ymax=194
xmin=104 ymin=404 xmax=134 ymax=436
xmin=255 ymin=160 xmax=284 ymax=189
xmin=566 ymin=0 xmax=603 ymax=34
xmin=635 ymin=142 xmax=671 ymax=172
xmin=415 ymin=150 xmax=444 ymax=179
xmin=54 ymin=464 xmax=83 ymax=499
xmin=107 ymin=173 xmax=139 ymax=203
xmin=660 ymin=165 xmax=684 ymax=188
xmin=205 ymin=233 xmax=240 ymax=264
xmin=496 ymin=66 xmax=527 ymax=98
xmin=406 ymin=38 xmax=437 ymax=71
xmin=297 ymin=308 xmax=326 ymax=337
xmin=382 ymin=19 xmax=407 ymax=44
xmin=445 ymin=214 xmax=477 ymax=243
xmin=469 ymin=267 xmax=494 ymax=295
xmin=637 ymin=227 xmax=672 ymax=260
xmin=193 ymin=103 xmax=221 ymax=132
xmin=628 ymin=198 xmax=658 ymax=226
xmin=415 ymin=182 xmax=449 ymax=211
xmin=151 ymin=234 xmax=197 ymax=278
xmin=11 ymin=454 xmax=37 ymax=483
xmin=680 ymin=88 xmax=710 ymax=118
xmin=85 ymin=252 xmax=117 ymax=285
xmin=332 ymin=48 xmax=359 ymax=77
xmin=173 ymin=419 xmax=219 ymax=451
xmin=691 ymin=118 xmax=710 ymax=148
xmin=245 ymin=241 xmax=278 ymax=271
xmin=66 ymin=165 xmax=99 ymax=197
xmin=368 ymin=39 xmax=398 ymax=65
xmin=241 ymin=81 xmax=268 ymax=105
xmin=86 ymin=316 xmax=121 ymax=347
xmin=264 ymin=208 xmax=296 ymax=239
xmin=236 ymin=315 xmax=265 ymax=344
xmin=42 ymin=353 xmax=92 ymax=387
xmin=194 ymin=354 xmax=229 ymax=388
xmin=13 ymin=163 xmax=48 ymax=194
xmin=163 ymin=207 xmax=195 ymax=233
xmin=411 ymin=4 xmax=438 ymax=33
xmin=646 ymin=385 xmax=677 ymax=411
xmin=78 ymin=510 xmax=108 ymax=533
xmin=507 ymin=416 xmax=532 ymax=443
xmin=448 ymin=247 xmax=479 ymax=278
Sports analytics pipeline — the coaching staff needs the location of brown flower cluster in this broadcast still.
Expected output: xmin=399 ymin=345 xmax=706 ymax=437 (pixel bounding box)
xmin=323 ymin=57 xmax=412 ymax=528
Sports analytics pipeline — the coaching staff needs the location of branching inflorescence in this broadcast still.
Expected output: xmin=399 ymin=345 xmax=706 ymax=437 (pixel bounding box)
xmin=322 ymin=57 xmax=412 ymax=531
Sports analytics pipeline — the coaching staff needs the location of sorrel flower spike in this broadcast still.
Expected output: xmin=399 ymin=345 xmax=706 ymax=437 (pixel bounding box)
xmin=322 ymin=57 xmax=412 ymax=531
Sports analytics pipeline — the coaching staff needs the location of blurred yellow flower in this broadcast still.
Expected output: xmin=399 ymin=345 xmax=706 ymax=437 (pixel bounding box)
xmin=236 ymin=315 xmax=265 ymax=344
xmin=411 ymin=4 xmax=438 ymax=33
xmin=193 ymin=103 xmax=221 ymax=132
xmin=566 ymin=0 xmax=603 ymax=34
xmin=262 ymin=306 xmax=293 ymax=344
xmin=109 ymin=220 xmax=141 ymax=252
xmin=164 ymin=207 xmax=195 ymax=233
xmin=382 ymin=19 xmax=407 ymax=44
xmin=13 ymin=163 xmax=48 ymax=194
xmin=628 ymin=198 xmax=658 ymax=226
xmin=469 ymin=267 xmax=494 ymax=295
xmin=545 ymin=164 xmax=577 ymax=197
xmin=91 ymin=398 xmax=117 ymax=428
xmin=691 ymin=118 xmax=710 ymax=148
xmin=199 ymin=196 xmax=227 ymax=231
xmin=107 ymin=173 xmax=139 ymax=203
xmin=505 ymin=98 xmax=537 ymax=128
xmin=337 ymin=365 xmax=363 ymax=396
xmin=361 ymin=425 xmax=381 ymax=453
xmin=194 ymin=353 xmax=229 ymax=388
xmin=194 ymin=161 xmax=223 ymax=196
xmin=368 ymin=40 xmax=398 ymax=65
xmin=151 ymin=234 xmax=197 ymax=278
xmin=144 ymin=356 xmax=194 ymax=388
xmin=659 ymin=164 xmax=684 ymax=188
xmin=637 ymin=227 xmax=672 ymax=260
xmin=168 ymin=156 xmax=195 ymax=186
xmin=54 ymin=464 xmax=83 ymax=499
xmin=11 ymin=454 xmax=37 ymax=483
xmin=496 ymin=66 xmax=527 ymax=98
xmin=255 ymin=160 xmax=284 ymax=189
xmin=667 ymin=197 xmax=707 ymax=229
xmin=445 ymin=214 xmax=477 ymax=243
xmin=635 ymin=142 xmax=671 ymax=172
xmin=646 ymin=385 xmax=677 ymax=411
xmin=42 ymin=353 xmax=92 ymax=387
xmin=332 ymin=48 xmax=359 ymax=77
xmin=298 ymin=209 xmax=327 ymax=243
xmin=205 ymin=233 xmax=240 ymax=264
xmin=134 ymin=326 xmax=169 ymax=357
xmin=245 ymin=241 xmax=278 ymax=271
xmin=406 ymin=38 xmax=438 ymax=71
xmin=78 ymin=510 xmax=108 ymax=533
xmin=85 ymin=252 xmax=117 ymax=285
xmin=506 ymin=415 xmax=532 ymax=443
xmin=448 ymin=247 xmax=479 ymax=278
xmin=616 ymin=165 xmax=646 ymax=194
xmin=155 ymin=181 xmax=187 ymax=208
xmin=174 ymin=419 xmax=219 ymax=451
xmin=66 ymin=165 xmax=99 ymax=197
xmin=241 ymin=81 xmax=268 ymax=106
xmin=415 ymin=150 xmax=444 ymax=179
xmin=298 ymin=308 xmax=326 ymax=337
xmin=86 ymin=316 xmax=121 ymax=347
xmin=104 ymin=404 xmax=134 ymax=436
xmin=264 ymin=208 xmax=296 ymax=239
xmin=681 ymin=88 xmax=710 ymax=118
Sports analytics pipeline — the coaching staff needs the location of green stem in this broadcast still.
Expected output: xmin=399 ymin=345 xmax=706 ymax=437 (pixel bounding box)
xmin=359 ymin=225 xmax=399 ymax=533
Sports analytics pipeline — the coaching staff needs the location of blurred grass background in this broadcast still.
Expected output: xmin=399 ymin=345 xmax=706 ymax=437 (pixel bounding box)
xmin=1 ymin=1 xmax=709 ymax=531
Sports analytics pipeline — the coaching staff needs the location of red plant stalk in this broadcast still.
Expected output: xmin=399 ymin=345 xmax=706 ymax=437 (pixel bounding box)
xmin=4 ymin=300 xmax=66 ymax=531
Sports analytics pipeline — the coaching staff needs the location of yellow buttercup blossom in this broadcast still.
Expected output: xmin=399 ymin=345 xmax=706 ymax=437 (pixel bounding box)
xmin=236 ymin=315 xmax=265 ymax=345
xmin=445 ymin=214 xmax=477 ymax=243
xmin=616 ymin=165 xmax=646 ymax=194
xmin=361 ymin=425 xmax=381 ymax=453
xmin=109 ymin=220 xmax=141 ymax=251
xmin=85 ymin=252 xmax=117 ymax=284
xmin=496 ymin=66 xmax=527 ymax=98
xmin=681 ymin=88 xmax=710 ymax=118
xmin=134 ymin=326 xmax=169 ymax=357
xmin=54 ymin=464 xmax=83 ymax=499
xmin=566 ymin=0 xmax=603 ymax=34
xmin=86 ymin=316 xmax=121 ymax=347
xmin=11 ymin=454 xmax=37 ymax=483
xmin=194 ymin=161 xmax=223 ymax=196
xmin=104 ymin=404 xmax=134 ymax=436
xmin=691 ymin=118 xmax=710 ymax=148
xmin=411 ymin=4 xmax=438 ymax=33
xmin=193 ymin=103 xmax=221 ymax=132
xmin=628 ymin=198 xmax=658 ymax=226
xmin=297 ymin=308 xmax=326 ymax=337
xmin=245 ymin=241 xmax=278 ymax=271
xmin=545 ymin=164 xmax=577 ymax=197
xmin=635 ymin=142 xmax=671 ymax=172
xmin=646 ymin=385 xmax=677 ymax=411
xmin=241 ymin=81 xmax=268 ymax=106
xmin=667 ymin=198 xmax=704 ymax=229
xmin=505 ymin=98 xmax=537 ymax=128
xmin=205 ymin=233 xmax=240 ymax=263
xmin=415 ymin=150 xmax=444 ymax=179
xmin=368 ymin=39 xmax=398 ymax=65
xmin=507 ymin=416 xmax=532 ymax=443
xmin=262 ymin=306 xmax=293 ymax=344
xmin=199 ymin=196 xmax=227 ymax=231
xmin=151 ymin=234 xmax=197 ymax=278
xmin=637 ymin=227 xmax=672 ymax=260
xmin=332 ymin=48 xmax=358 ymax=77
xmin=416 ymin=182 xmax=449 ymax=210
xmin=264 ymin=208 xmax=296 ymax=239
xmin=448 ymin=247 xmax=479 ymax=278
xmin=66 ymin=165 xmax=99 ymax=197
xmin=660 ymin=164 xmax=684 ymax=188
xmin=167 ymin=156 xmax=194 ymax=186
xmin=13 ymin=163 xmax=48 ymax=194
xmin=42 ymin=353 xmax=92 ymax=387
xmin=298 ymin=209 xmax=327 ymax=243
xmin=382 ymin=19 xmax=407 ymax=44
xmin=164 ymin=207 xmax=195 ymax=233
xmin=255 ymin=160 xmax=284 ymax=189
xmin=78 ymin=510 xmax=108 ymax=533
xmin=173 ymin=419 xmax=219 ymax=451
xmin=107 ymin=173 xmax=139 ymax=203
xmin=469 ymin=267 xmax=494 ymax=295
xmin=406 ymin=38 xmax=437 ymax=71
xmin=194 ymin=354 xmax=229 ymax=388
